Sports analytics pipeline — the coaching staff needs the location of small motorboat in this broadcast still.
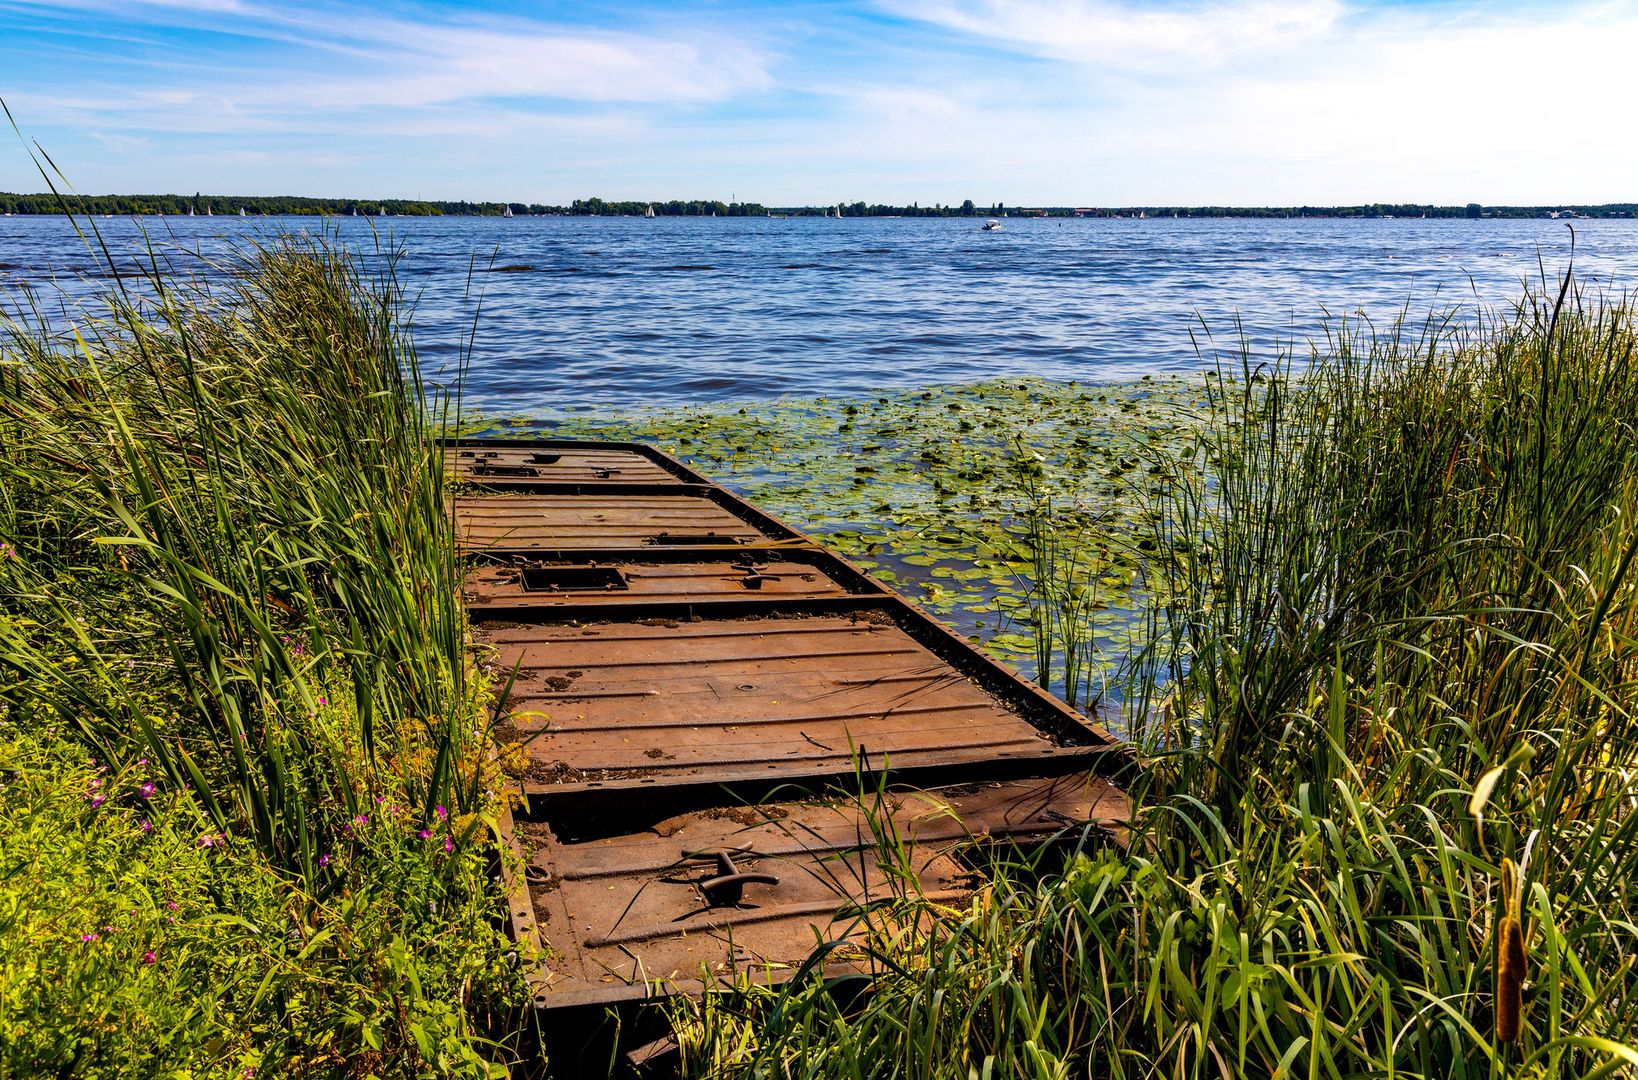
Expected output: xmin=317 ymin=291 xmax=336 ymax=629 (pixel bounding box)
xmin=981 ymin=219 xmax=1003 ymax=231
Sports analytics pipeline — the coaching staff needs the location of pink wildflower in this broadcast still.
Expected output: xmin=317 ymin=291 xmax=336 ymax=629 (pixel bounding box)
xmin=139 ymin=819 xmax=152 ymax=834
xmin=143 ymin=951 xmax=157 ymax=965
xmin=88 ymin=794 xmax=106 ymax=809
xmin=434 ymin=805 xmax=448 ymax=821
xmin=444 ymin=835 xmax=454 ymax=853
xmin=417 ymin=829 xmax=432 ymax=841
xmin=139 ymin=782 xmax=157 ymax=799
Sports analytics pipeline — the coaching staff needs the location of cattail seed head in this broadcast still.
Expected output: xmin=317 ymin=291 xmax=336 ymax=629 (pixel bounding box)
xmin=1496 ymin=911 xmax=1525 ymax=1044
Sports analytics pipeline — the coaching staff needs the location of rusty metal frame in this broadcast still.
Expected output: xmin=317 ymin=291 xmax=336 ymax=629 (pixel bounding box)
xmin=453 ymin=435 xmax=1136 ymax=1019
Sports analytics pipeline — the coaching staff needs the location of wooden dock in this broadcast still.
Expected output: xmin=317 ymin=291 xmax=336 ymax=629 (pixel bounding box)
xmin=449 ymin=437 xmax=1131 ymax=1011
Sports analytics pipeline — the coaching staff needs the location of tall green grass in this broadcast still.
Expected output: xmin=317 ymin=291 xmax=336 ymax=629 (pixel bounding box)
xmin=0 ymin=231 xmax=523 ymax=1074
xmin=666 ymin=272 xmax=1638 ymax=1078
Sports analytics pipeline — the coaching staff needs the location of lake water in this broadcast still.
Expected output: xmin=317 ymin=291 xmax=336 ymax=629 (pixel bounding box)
xmin=3 ymin=214 xmax=1636 ymax=413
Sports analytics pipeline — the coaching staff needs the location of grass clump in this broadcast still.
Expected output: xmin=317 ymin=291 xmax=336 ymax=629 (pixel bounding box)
xmin=661 ymin=275 xmax=1638 ymax=1077
xmin=0 ymin=232 xmax=524 ymax=1075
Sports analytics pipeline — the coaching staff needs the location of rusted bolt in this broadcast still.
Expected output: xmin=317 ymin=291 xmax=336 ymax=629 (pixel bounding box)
xmin=682 ymin=849 xmax=778 ymax=908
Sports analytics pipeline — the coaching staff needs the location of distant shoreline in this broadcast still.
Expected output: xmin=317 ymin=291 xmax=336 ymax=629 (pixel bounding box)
xmin=1 ymin=193 xmax=1633 ymax=220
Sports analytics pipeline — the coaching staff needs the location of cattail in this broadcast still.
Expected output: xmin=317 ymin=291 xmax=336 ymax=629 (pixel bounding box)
xmin=1496 ymin=859 xmax=1527 ymax=1044
xmin=1496 ymin=911 xmax=1525 ymax=1042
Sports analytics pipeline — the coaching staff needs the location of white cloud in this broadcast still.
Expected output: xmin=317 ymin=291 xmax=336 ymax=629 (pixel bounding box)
xmin=884 ymin=0 xmax=1345 ymax=68
xmin=289 ymin=28 xmax=767 ymax=109
xmin=853 ymin=0 xmax=1638 ymax=204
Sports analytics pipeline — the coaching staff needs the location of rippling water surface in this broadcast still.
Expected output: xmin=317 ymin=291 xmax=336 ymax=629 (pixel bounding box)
xmin=4 ymin=214 xmax=1636 ymax=412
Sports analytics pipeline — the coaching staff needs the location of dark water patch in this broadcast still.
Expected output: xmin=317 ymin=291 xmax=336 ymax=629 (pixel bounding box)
xmin=656 ymin=264 xmax=717 ymax=271
xmin=675 ymin=375 xmax=758 ymax=392
xmin=486 ymin=264 xmax=536 ymax=272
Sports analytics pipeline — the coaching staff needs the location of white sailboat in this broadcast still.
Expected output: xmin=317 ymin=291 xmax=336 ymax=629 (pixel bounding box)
xmin=835 ymin=203 xmax=844 ymax=218
xmin=503 ymin=205 xmax=514 ymax=217
xmin=644 ymin=204 xmax=656 ymax=218
xmin=379 ymin=204 xmax=387 ymax=217
xmin=239 ymin=207 xmax=246 ymax=216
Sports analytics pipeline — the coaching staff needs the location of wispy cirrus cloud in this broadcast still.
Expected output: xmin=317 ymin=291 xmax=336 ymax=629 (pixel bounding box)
xmin=3 ymin=0 xmax=772 ymax=114
xmin=881 ymin=0 xmax=1344 ymax=68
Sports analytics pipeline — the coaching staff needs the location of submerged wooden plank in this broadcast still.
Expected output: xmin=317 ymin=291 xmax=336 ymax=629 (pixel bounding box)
xmin=445 ymin=440 xmax=709 ymax=486
xmin=453 ymin=491 xmax=778 ymax=550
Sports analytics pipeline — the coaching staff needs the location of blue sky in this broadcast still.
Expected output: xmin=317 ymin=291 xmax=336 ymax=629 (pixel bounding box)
xmin=1 ymin=0 xmax=1633 ymax=204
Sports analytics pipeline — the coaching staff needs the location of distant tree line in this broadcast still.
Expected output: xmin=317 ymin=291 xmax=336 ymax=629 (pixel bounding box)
xmin=2 ymin=191 xmax=1634 ymax=219
xmin=0 ymin=192 xmax=461 ymax=217
xmin=1076 ymin=203 xmax=1638 ymax=219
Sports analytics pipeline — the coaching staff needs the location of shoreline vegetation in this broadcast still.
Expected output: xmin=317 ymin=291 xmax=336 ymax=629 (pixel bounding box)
xmin=1 ymin=233 xmax=527 ymax=1075
xmin=5 ymin=220 xmax=1638 ymax=1076
xmin=3 ymin=190 xmax=1637 ymax=219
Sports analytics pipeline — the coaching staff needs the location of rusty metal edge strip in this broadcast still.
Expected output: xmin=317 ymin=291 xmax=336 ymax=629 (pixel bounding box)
xmin=465 ymin=544 xmax=892 ymax=599
xmin=517 ymin=744 xmax=1130 ymax=828
xmin=489 ymin=745 xmax=546 ymax=950
xmin=470 ymin=592 xmax=887 ymax=622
